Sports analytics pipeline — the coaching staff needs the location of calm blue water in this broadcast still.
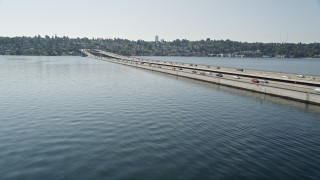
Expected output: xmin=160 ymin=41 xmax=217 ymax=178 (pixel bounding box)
xmin=1 ymin=56 xmax=320 ymax=180
xmin=140 ymin=56 xmax=320 ymax=76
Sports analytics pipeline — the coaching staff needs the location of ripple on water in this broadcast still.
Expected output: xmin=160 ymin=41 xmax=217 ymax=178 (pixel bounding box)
xmin=0 ymin=56 xmax=320 ymax=179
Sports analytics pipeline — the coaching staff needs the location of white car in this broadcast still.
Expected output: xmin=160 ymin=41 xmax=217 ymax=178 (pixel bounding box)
xmin=297 ymin=75 xmax=305 ymax=78
xmin=232 ymin=75 xmax=240 ymax=79
xmin=314 ymin=88 xmax=320 ymax=92
xmin=282 ymin=76 xmax=289 ymax=79
xmin=206 ymin=72 xmax=212 ymax=75
xmin=258 ymin=79 xmax=268 ymax=83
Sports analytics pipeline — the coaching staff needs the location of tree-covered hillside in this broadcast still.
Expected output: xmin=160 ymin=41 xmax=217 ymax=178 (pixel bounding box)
xmin=0 ymin=36 xmax=319 ymax=58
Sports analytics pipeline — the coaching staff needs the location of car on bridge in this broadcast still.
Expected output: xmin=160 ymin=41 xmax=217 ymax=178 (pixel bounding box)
xmin=216 ymin=73 xmax=223 ymax=77
xmin=251 ymin=78 xmax=259 ymax=83
xmin=258 ymin=79 xmax=268 ymax=83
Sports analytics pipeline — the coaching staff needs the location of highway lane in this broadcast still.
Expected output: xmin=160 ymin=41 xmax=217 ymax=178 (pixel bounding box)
xmin=93 ymin=49 xmax=320 ymax=85
xmin=106 ymin=56 xmax=319 ymax=94
xmin=144 ymin=63 xmax=319 ymax=93
xmin=82 ymin=49 xmax=320 ymax=94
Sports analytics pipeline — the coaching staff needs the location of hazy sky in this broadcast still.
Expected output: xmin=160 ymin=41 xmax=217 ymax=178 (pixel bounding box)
xmin=0 ymin=0 xmax=320 ymax=43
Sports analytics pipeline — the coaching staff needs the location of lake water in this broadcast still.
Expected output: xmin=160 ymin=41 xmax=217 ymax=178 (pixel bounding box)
xmin=140 ymin=56 xmax=320 ymax=76
xmin=1 ymin=56 xmax=320 ymax=180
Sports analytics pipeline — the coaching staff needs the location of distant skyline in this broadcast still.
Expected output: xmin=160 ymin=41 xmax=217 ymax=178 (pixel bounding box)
xmin=0 ymin=0 xmax=320 ymax=43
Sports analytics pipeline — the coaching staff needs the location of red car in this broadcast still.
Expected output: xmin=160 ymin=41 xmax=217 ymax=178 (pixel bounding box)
xmin=251 ymin=78 xmax=259 ymax=83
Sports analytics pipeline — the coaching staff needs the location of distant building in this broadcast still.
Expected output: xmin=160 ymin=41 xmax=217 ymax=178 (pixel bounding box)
xmin=275 ymin=54 xmax=286 ymax=58
xmin=160 ymin=39 xmax=164 ymax=43
xmin=155 ymin=35 xmax=159 ymax=42
xmin=235 ymin=55 xmax=245 ymax=58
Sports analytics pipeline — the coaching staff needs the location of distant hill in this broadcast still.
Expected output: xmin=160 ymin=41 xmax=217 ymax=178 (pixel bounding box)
xmin=1 ymin=36 xmax=319 ymax=58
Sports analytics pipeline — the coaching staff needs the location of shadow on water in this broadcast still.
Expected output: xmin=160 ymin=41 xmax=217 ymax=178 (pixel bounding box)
xmin=136 ymin=67 xmax=320 ymax=115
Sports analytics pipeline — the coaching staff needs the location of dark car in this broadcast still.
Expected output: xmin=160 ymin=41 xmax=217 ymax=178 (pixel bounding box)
xmin=216 ymin=73 xmax=223 ymax=77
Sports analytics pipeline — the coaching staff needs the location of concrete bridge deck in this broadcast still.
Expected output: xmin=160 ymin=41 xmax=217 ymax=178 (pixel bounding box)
xmin=91 ymin=49 xmax=320 ymax=85
xmin=81 ymin=49 xmax=320 ymax=105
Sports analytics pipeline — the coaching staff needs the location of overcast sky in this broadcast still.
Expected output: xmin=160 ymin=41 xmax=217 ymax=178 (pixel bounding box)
xmin=0 ymin=0 xmax=320 ymax=43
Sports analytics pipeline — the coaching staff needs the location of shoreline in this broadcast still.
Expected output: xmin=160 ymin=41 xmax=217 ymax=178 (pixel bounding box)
xmin=1 ymin=54 xmax=320 ymax=59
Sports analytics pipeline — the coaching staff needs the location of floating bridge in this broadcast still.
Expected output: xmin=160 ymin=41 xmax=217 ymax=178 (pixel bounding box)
xmin=81 ymin=49 xmax=320 ymax=105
